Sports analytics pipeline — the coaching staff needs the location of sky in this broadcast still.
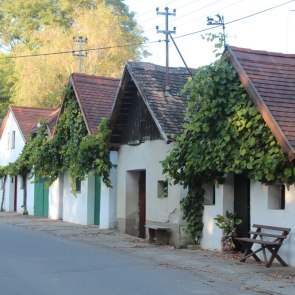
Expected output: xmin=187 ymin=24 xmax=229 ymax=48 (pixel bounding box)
xmin=124 ymin=0 xmax=295 ymax=68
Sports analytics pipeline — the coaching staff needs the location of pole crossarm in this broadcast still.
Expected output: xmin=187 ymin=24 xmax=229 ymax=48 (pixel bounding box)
xmin=72 ymin=36 xmax=88 ymax=73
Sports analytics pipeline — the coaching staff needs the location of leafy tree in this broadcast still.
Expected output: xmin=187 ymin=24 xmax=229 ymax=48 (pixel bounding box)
xmin=0 ymin=0 xmax=148 ymax=107
xmin=0 ymin=53 xmax=15 ymax=117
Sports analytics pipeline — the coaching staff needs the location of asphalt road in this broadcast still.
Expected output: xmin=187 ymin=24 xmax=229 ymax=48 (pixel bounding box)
xmin=0 ymin=222 xmax=261 ymax=295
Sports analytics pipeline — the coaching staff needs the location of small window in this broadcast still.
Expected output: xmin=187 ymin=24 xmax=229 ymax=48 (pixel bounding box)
xmin=268 ymin=184 xmax=285 ymax=210
xmin=157 ymin=180 xmax=168 ymax=198
xmin=76 ymin=178 xmax=81 ymax=193
xmin=11 ymin=131 xmax=15 ymax=149
xmin=203 ymin=183 xmax=215 ymax=205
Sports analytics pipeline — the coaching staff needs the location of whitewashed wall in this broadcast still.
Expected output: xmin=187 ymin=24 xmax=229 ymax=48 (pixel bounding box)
xmin=48 ymin=175 xmax=63 ymax=220
xmin=116 ymin=140 xmax=186 ymax=245
xmin=0 ymin=112 xmax=25 ymax=212
xmin=100 ymin=151 xmax=118 ymax=229
xmin=202 ymin=175 xmax=234 ymax=250
xmin=62 ymin=151 xmax=118 ymax=227
xmin=202 ymin=176 xmax=295 ymax=266
xmin=250 ymin=181 xmax=295 ymax=266
xmin=62 ymin=172 xmax=94 ymax=225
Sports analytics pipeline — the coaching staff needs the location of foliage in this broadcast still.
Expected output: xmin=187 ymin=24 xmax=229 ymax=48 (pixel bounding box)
xmin=1 ymin=89 xmax=113 ymax=195
xmin=0 ymin=53 xmax=15 ymax=117
xmin=163 ymin=56 xmax=295 ymax=242
xmin=29 ymin=92 xmax=114 ymax=190
xmin=0 ymin=0 xmax=148 ymax=108
xmin=180 ymin=185 xmax=204 ymax=244
xmin=214 ymin=211 xmax=242 ymax=236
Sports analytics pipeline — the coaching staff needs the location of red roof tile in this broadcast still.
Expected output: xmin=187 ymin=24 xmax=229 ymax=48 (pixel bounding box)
xmin=227 ymin=46 xmax=295 ymax=159
xmin=110 ymin=62 xmax=195 ymax=143
xmin=70 ymin=73 xmax=120 ymax=134
xmin=0 ymin=106 xmax=56 ymax=142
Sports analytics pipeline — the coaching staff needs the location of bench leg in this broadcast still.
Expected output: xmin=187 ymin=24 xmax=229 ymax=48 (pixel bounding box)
xmin=241 ymin=247 xmax=262 ymax=263
xmin=240 ymin=242 xmax=262 ymax=263
xmin=267 ymin=246 xmax=288 ymax=267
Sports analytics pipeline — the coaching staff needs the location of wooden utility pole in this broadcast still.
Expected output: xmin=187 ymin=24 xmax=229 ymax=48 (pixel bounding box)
xmin=156 ymin=7 xmax=176 ymax=92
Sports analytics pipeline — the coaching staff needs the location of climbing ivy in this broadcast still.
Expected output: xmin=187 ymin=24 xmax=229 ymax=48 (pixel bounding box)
xmin=0 ymin=89 xmax=113 ymax=208
xmin=162 ymin=55 xmax=295 ymax=242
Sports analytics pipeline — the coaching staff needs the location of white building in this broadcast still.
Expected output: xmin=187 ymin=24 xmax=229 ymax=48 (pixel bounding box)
xmin=109 ymin=62 xmax=193 ymax=247
xmin=59 ymin=73 xmax=119 ymax=228
xmin=201 ymin=46 xmax=295 ymax=266
xmin=0 ymin=106 xmax=58 ymax=216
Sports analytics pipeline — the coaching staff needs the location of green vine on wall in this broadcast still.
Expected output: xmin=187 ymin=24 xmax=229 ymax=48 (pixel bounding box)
xmin=0 ymin=89 xmax=113 ymax=209
xmin=162 ymin=55 xmax=295 ymax=243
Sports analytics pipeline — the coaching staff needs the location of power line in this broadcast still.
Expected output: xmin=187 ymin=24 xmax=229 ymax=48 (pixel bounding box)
xmin=0 ymin=40 xmax=160 ymax=60
xmin=0 ymin=0 xmax=293 ymax=61
xmin=174 ymin=0 xmax=295 ymax=40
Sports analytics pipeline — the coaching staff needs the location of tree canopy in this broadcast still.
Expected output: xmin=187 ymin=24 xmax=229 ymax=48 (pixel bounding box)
xmin=0 ymin=0 xmax=148 ymax=111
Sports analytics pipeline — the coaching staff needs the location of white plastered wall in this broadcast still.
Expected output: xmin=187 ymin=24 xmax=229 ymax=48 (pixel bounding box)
xmin=202 ymin=175 xmax=234 ymax=250
xmin=62 ymin=171 xmax=95 ymax=225
xmin=100 ymin=151 xmax=118 ymax=229
xmin=116 ymin=140 xmax=184 ymax=230
xmin=250 ymin=181 xmax=295 ymax=266
xmin=0 ymin=112 xmax=25 ymax=212
xmin=48 ymin=175 xmax=64 ymax=220
xmin=201 ymin=176 xmax=295 ymax=266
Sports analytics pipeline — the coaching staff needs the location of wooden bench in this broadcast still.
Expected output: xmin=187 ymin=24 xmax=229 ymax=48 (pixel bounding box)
xmin=235 ymin=224 xmax=291 ymax=268
xmin=145 ymin=225 xmax=170 ymax=245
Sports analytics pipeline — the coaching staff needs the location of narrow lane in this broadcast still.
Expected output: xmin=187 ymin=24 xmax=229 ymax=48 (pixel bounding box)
xmin=0 ymin=223 xmax=258 ymax=295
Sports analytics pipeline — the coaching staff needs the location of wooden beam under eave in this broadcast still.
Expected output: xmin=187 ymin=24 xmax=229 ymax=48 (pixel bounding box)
xmin=227 ymin=48 xmax=295 ymax=161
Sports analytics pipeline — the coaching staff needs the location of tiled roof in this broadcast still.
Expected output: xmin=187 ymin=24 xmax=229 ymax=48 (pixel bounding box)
xmin=0 ymin=106 xmax=56 ymax=142
xmin=71 ymin=73 xmax=120 ymax=134
xmin=227 ymin=46 xmax=295 ymax=159
xmin=111 ymin=62 xmax=195 ymax=142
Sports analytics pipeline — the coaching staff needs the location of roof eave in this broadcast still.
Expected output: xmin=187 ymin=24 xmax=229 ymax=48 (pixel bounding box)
xmin=227 ymin=46 xmax=295 ymax=160
xmin=70 ymin=75 xmax=92 ymax=135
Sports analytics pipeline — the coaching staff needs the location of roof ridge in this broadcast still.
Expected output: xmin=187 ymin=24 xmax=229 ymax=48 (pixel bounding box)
xmin=71 ymin=72 xmax=120 ymax=81
xmin=228 ymin=45 xmax=295 ymax=58
xmin=10 ymin=105 xmax=56 ymax=111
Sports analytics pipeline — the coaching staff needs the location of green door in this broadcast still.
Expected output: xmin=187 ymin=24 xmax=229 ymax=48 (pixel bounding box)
xmin=34 ymin=178 xmax=49 ymax=217
xmin=94 ymin=175 xmax=101 ymax=225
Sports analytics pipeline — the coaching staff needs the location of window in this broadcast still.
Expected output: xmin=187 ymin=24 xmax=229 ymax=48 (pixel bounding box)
xmin=75 ymin=178 xmax=81 ymax=193
xmin=268 ymin=184 xmax=285 ymax=210
xmin=11 ymin=131 xmax=15 ymax=149
xmin=0 ymin=178 xmax=4 ymax=190
xmin=203 ymin=183 xmax=215 ymax=205
xmin=157 ymin=180 xmax=168 ymax=198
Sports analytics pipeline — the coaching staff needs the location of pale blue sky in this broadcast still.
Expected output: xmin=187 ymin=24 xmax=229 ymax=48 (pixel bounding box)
xmin=125 ymin=0 xmax=295 ymax=67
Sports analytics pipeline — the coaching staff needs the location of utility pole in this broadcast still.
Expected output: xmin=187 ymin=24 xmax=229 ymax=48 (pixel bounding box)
xmin=72 ymin=36 xmax=88 ymax=73
xmin=156 ymin=7 xmax=176 ymax=93
xmin=207 ymin=14 xmax=226 ymax=48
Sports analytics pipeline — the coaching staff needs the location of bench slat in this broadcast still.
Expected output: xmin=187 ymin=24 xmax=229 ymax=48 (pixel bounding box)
xmin=249 ymin=231 xmax=288 ymax=239
xmin=253 ymin=224 xmax=291 ymax=232
xmin=236 ymin=238 xmax=280 ymax=246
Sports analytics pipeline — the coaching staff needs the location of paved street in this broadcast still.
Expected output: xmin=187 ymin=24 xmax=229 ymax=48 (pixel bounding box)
xmin=1 ymin=212 xmax=295 ymax=295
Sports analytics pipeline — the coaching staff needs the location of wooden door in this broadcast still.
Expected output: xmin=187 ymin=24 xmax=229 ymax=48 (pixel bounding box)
xmin=138 ymin=171 xmax=146 ymax=239
xmin=94 ymin=175 xmax=101 ymax=225
xmin=34 ymin=178 xmax=49 ymax=217
xmin=234 ymin=175 xmax=250 ymax=238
